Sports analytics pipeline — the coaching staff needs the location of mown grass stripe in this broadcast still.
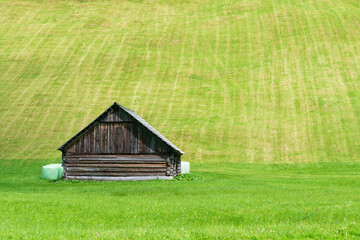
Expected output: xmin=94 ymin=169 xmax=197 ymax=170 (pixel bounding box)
xmin=1 ymin=0 xmax=360 ymax=162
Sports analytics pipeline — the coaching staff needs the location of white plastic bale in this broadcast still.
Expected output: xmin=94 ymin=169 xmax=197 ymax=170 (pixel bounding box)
xmin=41 ymin=164 xmax=63 ymax=180
xmin=181 ymin=161 xmax=190 ymax=174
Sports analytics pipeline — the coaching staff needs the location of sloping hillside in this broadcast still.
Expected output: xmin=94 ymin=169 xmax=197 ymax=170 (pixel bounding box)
xmin=1 ymin=0 xmax=360 ymax=162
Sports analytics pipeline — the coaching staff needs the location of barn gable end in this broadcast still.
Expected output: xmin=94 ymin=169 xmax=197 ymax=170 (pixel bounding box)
xmin=58 ymin=102 xmax=183 ymax=181
xmin=65 ymin=122 xmax=170 ymax=154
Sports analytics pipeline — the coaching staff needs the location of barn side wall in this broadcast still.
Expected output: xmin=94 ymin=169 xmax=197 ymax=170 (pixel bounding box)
xmin=62 ymin=153 xmax=180 ymax=179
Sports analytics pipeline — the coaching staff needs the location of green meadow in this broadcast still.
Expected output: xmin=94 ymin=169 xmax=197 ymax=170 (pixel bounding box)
xmin=1 ymin=160 xmax=360 ymax=239
xmin=1 ymin=0 xmax=360 ymax=239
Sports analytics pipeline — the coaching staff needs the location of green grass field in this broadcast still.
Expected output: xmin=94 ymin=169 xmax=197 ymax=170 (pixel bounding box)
xmin=1 ymin=160 xmax=360 ymax=239
xmin=1 ymin=0 xmax=360 ymax=239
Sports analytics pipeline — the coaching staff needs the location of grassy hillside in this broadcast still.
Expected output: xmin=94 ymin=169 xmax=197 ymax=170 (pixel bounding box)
xmin=1 ymin=0 xmax=360 ymax=162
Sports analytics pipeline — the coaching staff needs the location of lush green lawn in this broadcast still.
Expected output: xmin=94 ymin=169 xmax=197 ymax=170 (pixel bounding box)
xmin=1 ymin=0 xmax=360 ymax=162
xmin=0 ymin=160 xmax=359 ymax=239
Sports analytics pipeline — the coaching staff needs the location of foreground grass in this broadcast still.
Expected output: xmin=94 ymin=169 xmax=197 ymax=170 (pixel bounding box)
xmin=1 ymin=0 xmax=360 ymax=162
xmin=1 ymin=160 xmax=359 ymax=239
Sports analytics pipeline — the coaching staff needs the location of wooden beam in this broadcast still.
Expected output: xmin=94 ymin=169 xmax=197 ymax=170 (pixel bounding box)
xmin=66 ymin=160 xmax=166 ymax=164
xmin=66 ymin=172 xmax=167 ymax=176
xmin=67 ymin=167 xmax=167 ymax=172
xmin=65 ymin=176 xmax=173 ymax=181
xmin=66 ymin=163 xmax=167 ymax=168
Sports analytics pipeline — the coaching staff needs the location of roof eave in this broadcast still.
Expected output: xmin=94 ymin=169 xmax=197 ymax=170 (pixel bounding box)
xmin=115 ymin=103 xmax=184 ymax=155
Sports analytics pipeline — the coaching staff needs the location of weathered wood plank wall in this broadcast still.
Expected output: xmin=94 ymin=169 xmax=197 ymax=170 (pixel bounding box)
xmin=66 ymin=123 xmax=168 ymax=154
xmin=63 ymin=154 xmax=170 ymax=178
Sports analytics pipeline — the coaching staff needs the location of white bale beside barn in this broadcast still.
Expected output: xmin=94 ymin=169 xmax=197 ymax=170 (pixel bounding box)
xmin=181 ymin=161 xmax=190 ymax=174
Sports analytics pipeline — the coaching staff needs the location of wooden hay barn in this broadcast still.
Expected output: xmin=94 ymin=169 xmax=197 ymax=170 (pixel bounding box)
xmin=58 ymin=102 xmax=184 ymax=181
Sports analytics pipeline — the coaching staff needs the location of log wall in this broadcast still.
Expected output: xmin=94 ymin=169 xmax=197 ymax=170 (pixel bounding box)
xmin=62 ymin=154 xmax=180 ymax=179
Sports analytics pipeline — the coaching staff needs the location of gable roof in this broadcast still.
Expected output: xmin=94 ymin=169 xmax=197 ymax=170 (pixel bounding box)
xmin=58 ymin=102 xmax=184 ymax=155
